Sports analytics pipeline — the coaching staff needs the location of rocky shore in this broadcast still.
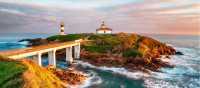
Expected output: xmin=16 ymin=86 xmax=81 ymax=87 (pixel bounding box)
xmin=20 ymin=33 xmax=183 ymax=73
xmin=80 ymin=50 xmax=174 ymax=73
xmin=47 ymin=66 xmax=87 ymax=86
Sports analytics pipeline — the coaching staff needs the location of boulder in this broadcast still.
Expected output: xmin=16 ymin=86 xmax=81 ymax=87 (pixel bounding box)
xmin=175 ymin=51 xmax=184 ymax=55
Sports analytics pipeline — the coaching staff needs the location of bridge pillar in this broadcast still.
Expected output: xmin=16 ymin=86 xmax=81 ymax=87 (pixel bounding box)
xmin=48 ymin=49 xmax=56 ymax=67
xmin=66 ymin=46 xmax=73 ymax=65
xmin=74 ymin=43 xmax=81 ymax=59
xmin=33 ymin=53 xmax=42 ymax=66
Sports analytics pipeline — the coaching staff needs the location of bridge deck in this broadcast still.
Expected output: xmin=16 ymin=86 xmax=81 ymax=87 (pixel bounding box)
xmin=0 ymin=41 xmax=78 ymax=57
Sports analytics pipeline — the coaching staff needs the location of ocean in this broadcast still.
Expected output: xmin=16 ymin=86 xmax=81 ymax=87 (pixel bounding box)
xmin=0 ymin=33 xmax=199 ymax=88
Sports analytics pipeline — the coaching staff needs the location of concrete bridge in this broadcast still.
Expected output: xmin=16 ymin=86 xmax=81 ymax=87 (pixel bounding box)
xmin=0 ymin=40 xmax=81 ymax=67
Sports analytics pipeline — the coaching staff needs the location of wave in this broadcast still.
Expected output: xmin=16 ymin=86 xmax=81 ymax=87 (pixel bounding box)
xmin=144 ymin=47 xmax=200 ymax=88
xmin=0 ymin=41 xmax=15 ymax=44
xmin=0 ymin=41 xmax=28 ymax=45
xmin=0 ymin=41 xmax=27 ymax=50
xmin=144 ymin=78 xmax=180 ymax=88
xmin=79 ymin=70 xmax=102 ymax=88
xmin=76 ymin=61 xmax=150 ymax=80
xmin=69 ymin=70 xmax=102 ymax=88
xmin=18 ymin=41 xmax=29 ymax=45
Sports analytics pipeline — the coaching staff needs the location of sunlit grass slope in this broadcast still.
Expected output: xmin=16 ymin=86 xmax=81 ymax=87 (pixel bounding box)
xmin=0 ymin=56 xmax=66 ymax=88
xmin=0 ymin=59 xmax=26 ymax=88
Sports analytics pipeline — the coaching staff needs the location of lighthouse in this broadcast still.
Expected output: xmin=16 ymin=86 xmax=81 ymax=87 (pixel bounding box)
xmin=60 ymin=22 xmax=65 ymax=35
xmin=96 ymin=21 xmax=112 ymax=34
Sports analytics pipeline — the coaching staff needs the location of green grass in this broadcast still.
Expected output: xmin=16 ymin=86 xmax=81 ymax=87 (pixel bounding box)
xmin=123 ymin=49 xmax=143 ymax=58
xmin=88 ymin=34 xmax=120 ymax=46
xmin=47 ymin=34 xmax=84 ymax=42
xmin=0 ymin=61 xmax=27 ymax=88
xmin=83 ymin=45 xmax=112 ymax=53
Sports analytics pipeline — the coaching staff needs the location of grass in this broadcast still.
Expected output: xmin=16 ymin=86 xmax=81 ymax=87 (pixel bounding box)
xmin=123 ymin=49 xmax=143 ymax=58
xmin=0 ymin=61 xmax=27 ymax=88
xmin=0 ymin=59 xmax=65 ymax=88
xmin=47 ymin=34 xmax=84 ymax=42
xmin=83 ymin=45 xmax=112 ymax=53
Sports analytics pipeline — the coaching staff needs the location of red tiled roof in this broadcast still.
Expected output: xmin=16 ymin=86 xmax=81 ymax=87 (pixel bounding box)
xmin=96 ymin=28 xmax=112 ymax=31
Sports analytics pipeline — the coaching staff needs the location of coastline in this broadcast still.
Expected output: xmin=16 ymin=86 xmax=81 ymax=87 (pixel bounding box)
xmin=1 ymin=33 xmax=199 ymax=88
xmin=80 ymin=50 xmax=174 ymax=73
xmin=20 ymin=33 xmax=182 ymax=73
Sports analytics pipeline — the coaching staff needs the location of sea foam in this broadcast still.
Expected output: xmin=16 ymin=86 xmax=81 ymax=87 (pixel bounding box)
xmin=144 ymin=47 xmax=200 ymax=88
xmin=76 ymin=61 xmax=150 ymax=80
xmin=69 ymin=70 xmax=102 ymax=88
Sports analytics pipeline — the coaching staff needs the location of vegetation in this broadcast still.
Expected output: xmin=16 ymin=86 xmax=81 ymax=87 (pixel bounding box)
xmin=0 ymin=56 xmax=87 ymax=88
xmin=123 ymin=49 xmax=142 ymax=58
xmin=47 ymin=34 xmax=86 ymax=42
xmin=83 ymin=45 xmax=113 ymax=53
xmin=22 ymin=60 xmax=66 ymax=88
xmin=0 ymin=57 xmax=66 ymax=88
xmin=0 ymin=61 xmax=27 ymax=88
xmin=85 ymin=33 xmax=145 ymax=57
xmin=47 ymin=33 xmax=175 ymax=59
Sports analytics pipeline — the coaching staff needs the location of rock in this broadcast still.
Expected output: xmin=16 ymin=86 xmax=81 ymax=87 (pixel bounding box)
xmin=18 ymin=39 xmax=32 ymax=42
xmin=175 ymin=51 xmax=184 ymax=55
xmin=165 ymin=55 xmax=170 ymax=58
xmin=51 ymin=68 xmax=87 ymax=85
xmin=19 ymin=38 xmax=49 ymax=46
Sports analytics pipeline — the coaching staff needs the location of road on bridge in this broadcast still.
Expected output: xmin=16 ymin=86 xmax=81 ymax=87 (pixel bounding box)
xmin=0 ymin=41 xmax=79 ymax=58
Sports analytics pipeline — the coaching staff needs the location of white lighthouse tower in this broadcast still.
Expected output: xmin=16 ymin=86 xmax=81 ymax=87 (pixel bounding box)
xmin=60 ymin=22 xmax=65 ymax=35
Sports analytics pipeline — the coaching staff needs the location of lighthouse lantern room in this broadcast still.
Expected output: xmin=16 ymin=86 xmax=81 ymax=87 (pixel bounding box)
xmin=60 ymin=22 xmax=65 ymax=35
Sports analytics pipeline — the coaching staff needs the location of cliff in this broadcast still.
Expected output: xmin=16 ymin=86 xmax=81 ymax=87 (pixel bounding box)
xmin=0 ymin=56 xmax=87 ymax=88
xmin=21 ymin=60 xmax=66 ymax=88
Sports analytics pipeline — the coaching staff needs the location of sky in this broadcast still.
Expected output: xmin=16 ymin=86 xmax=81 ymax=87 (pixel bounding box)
xmin=0 ymin=0 xmax=199 ymax=35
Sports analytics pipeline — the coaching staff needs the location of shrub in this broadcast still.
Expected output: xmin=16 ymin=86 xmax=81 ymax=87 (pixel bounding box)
xmin=88 ymin=34 xmax=120 ymax=46
xmin=123 ymin=49 xmax=143 ymax=58
xmin=47 ymin=34 xmax=83 ymax=42
xmin=83 ymin=45 xmax=112 ymax=53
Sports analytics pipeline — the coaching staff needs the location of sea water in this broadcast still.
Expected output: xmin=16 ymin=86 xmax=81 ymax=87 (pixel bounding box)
xmin=0 ymin=33 xmax=199 ymax=88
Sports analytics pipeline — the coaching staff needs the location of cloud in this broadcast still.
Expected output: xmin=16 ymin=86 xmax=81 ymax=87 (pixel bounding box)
xmin=0 ymin=0 xmax=140 ymax=9
xmin=0 ymin=0 xmax=199 ymax=35
xmin=157 ymin=3 xmax=200 ymax=15
xmin=0 ymin=8 xmax=26 ymax=16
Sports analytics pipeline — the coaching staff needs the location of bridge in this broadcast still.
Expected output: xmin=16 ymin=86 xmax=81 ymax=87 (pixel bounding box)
xmin=0 ymin=40 xmax=81 ymax=67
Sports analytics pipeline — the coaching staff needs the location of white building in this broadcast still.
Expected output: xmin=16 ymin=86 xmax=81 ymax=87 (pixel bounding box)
xmin=96 ymin=21 xmax=112 ymax=34
xmin=60 ymin=22 xmax=65 ymax=35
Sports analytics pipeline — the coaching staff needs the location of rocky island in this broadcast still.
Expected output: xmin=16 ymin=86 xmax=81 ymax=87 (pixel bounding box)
xmin=23 ymin=33 xmax=182 ymax=73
